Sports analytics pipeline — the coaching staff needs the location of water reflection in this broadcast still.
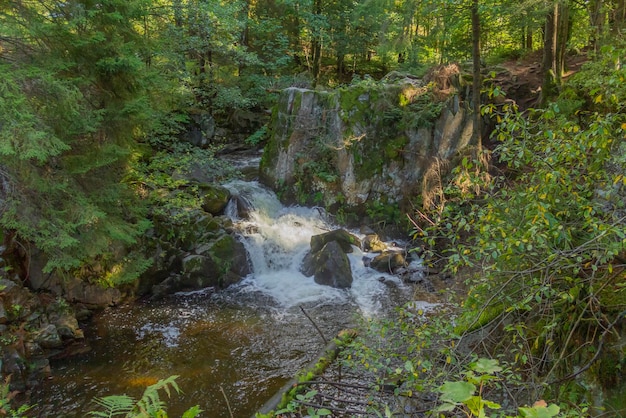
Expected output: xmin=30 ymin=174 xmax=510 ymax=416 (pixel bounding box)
xmin=32 ymin=291 xmax=381 ymax=417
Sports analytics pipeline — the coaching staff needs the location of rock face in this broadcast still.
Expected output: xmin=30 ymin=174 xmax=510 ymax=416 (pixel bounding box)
xmin=139 ymin=209 xmax=250 ymax=298
xmin=0 ymin=276 xmax=85 ymax=391
xmin=301 ymin=230 xmax=360 ymax=289
xmin=260 ymin=67 xmax=476 ymax=215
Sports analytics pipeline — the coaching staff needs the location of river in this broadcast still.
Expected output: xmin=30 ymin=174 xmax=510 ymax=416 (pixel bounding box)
xmin=30 ymin=174 xmax=414 ymax=417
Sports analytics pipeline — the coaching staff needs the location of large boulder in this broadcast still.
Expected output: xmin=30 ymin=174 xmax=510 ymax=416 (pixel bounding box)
xmin=61 ymin=277 xmax=122 ymax=307
xmin=303 ymin=241 xmax=353 ymax=289
xmin=301 ymin=240 xmax=353 ymax=289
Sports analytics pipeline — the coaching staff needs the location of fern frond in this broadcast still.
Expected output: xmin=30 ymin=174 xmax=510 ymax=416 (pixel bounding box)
xmin=181 ymin=405 xmax=203 ymax=418
xmin=133 ymin=376 xmax=181 ymax=417
xmin=89 ymin=394 xmax=135 ymax=417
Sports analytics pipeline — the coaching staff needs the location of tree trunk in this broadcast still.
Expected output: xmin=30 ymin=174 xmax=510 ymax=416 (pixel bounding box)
xmin=337 ymin=52 xmax=345 ymax=75
xmin=611 ymin=0 xmax=626 ymax=34
xmin=541 ymin=2 xmax=558 ymax=105
xmin=239 ymin=0 xmax=251 ymax=77
xmin=311 ymin=0 xmax=323 ymax=87
xmin=556 ymin=2 xmax=571 ymax=78
xmin=589 ymin=0 xmax=604 ymax=53
xmin=471 ymin=0 xmax=482 ymax=150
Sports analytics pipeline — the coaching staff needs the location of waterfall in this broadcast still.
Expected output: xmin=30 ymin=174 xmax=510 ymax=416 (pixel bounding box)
xmin=223 ymin=180 xmax=407 ymax=315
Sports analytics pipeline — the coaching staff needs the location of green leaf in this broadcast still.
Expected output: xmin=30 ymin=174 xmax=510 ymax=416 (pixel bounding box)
xmin=471 ymin=358 xmax=502 ymax=374
xmin=439 ymin=381 xmax=476 ymax=403
xmin=518 ymin=404 xmax=560 ymax=418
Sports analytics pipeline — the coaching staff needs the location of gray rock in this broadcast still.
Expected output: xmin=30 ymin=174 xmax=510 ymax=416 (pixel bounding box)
xmin=34 ymin=324 xmax=63 ymax=349
xmin=181 ymin=254 xmax=220 ymax=287
xmin=302 ymin=241 xmax=353 ymax=289
xmin=61 ymin=276 xmax=122 ymax=307
xmin=260 ymin=79 xmax=475 ymax=213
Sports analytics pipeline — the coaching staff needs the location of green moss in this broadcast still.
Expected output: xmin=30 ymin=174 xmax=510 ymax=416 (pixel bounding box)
xmin=453 ymin=301 xmax=505 ymax=335
xmin=384 ymin=136 xmax=408 ymax=160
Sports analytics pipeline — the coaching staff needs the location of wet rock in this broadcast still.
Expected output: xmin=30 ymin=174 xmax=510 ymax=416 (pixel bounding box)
xmin=46 ymin=300 xmax=84 ymax=340
xmin=369 ymin=250 xmax=407 ymax=273
xmin=140 ymin=208 xmax=249 ymax=297
xmin=310 ymin=229 xmax=361 ymax=254
xmin=61 ymin=276 xmax=122 ymax=307
xmin=302 ymin=241 xmax=353 ymax=289
xmin=181 ymin=254 xmax=220 ymax=288
xmin=26 ymin=357 xmax=51 ymax=386
xmin=231 ymin=194 xmax=254 ymax=219
xmin=24 ymin=341 xmax=44 ymax=357
xmin=52 ymin=314 xmax=83 ymax=340
xmin=363 ymin=234 xmax=386 ymax=252
xmin=2 ymin=347 xmax=27 ymax=390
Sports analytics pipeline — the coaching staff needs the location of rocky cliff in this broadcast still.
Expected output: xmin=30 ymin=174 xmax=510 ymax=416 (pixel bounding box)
xmin=260 ymin=66 xmax=478 ymax=220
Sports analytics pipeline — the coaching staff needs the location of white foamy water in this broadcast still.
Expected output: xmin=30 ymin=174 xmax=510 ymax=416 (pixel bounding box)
xmin=224 ymin=180 xmax=407 ymax=316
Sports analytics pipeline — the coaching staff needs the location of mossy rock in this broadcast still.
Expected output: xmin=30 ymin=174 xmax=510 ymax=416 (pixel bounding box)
xmin=199 ymin=184 xmax=231 ymax=215
xmin=310 ymin=229 xmax=361 ymax=254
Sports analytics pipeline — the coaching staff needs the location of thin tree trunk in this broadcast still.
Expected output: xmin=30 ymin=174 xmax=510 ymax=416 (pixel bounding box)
xmin=311 ymin=0 xmax=323 ymax=87
xmin=541 ymin=2 xmax=558 ymax=105
xmin=611 ymin=0 xmax=626 ymax=34
xmin=471 ymin=0 xmax=482 ymax=150
xmin=239 ymin=0 xmax=251 ymax=77
xmin=589 ymin=0 xmax=604 ymax=53
xmin=526 ymin=29 xmax=533 ymax=50
xmin=556 ymin=1 xmax=570 ymax=78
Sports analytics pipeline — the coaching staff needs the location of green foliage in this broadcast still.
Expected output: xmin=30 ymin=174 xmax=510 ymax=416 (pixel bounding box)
xmin=365 ymin=200 xmax=403 ymax=226
xmin=0 ymin=377 xmax=31 ymax=418
xmin=245 ymin=125 xmax=269 ymax=147
xmin=412 ymin=42 xmax=626 ymax=407
xmin=437 ymin=359 xmax=562 ymax=418
xmin=89 ymin=376 xmax=201 ymax=418
xmin=128 ymin=140 xmax=239 ymax=224
xmin=275 ymin=390 xmax=332 ymax=417
xmin=0 ymin=0 xmax=159 ymax=284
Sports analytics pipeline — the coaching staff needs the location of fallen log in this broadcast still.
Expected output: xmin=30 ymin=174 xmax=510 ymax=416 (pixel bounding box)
xmin=253 ymin=329 xmax=357 ymax=418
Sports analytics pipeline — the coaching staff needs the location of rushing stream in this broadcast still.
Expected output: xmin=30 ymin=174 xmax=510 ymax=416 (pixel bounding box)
xmin=30 ymin=176 xmax=414 ymax=417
